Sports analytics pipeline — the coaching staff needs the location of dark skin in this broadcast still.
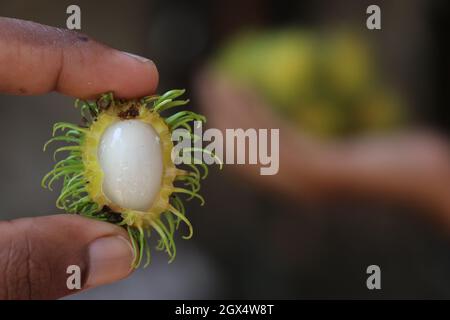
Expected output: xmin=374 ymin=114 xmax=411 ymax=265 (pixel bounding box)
xmin=0 ymin=17 xmax=159 ymax=299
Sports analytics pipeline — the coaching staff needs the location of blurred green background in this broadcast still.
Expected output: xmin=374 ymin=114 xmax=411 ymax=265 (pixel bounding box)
xmin=214 ymin=28 xmax=407 ymax=137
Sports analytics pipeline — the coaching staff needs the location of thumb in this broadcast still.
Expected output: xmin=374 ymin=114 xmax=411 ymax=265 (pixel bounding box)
xmin=0 ymin=214 xmax=134 ymax=299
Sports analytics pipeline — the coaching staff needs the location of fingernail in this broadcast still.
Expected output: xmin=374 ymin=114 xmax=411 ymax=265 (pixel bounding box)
xmin=86 ymin=236 xmax=134 ymax=288
xmin=121 ymin=51 xmax=151 ymax=63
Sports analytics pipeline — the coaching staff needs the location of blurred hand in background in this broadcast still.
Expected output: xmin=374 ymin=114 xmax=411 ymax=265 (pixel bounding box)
xmin=195 ymin=69 xmax=450 ymax=227
xmin=195 ymin=27 xmax=450 ymax=225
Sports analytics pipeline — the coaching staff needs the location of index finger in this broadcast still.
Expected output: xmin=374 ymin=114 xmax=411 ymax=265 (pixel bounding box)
xmin=0 ymin=17 xmax=158 ymax=99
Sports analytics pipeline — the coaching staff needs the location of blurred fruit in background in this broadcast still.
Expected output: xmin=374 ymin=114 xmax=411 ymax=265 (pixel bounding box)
xmin=213 ymin=28 xmax=407 ymax=138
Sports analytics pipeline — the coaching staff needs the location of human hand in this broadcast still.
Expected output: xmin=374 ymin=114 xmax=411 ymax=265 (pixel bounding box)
xmin=195 ymin=70 xmax=450 ymax=224
xmin=0 ymin=17 xmax=159 ymax=299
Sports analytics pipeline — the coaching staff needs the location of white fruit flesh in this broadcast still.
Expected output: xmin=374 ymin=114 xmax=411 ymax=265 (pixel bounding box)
xmin=98 ymin=120 xmax=163 ymax=211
